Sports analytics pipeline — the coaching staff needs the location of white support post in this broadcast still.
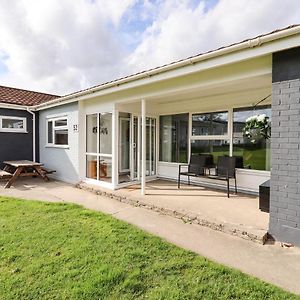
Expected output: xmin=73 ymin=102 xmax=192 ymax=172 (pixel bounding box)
xmin=149 ymin=118 xmax=152 ymax=175
xmin=112 ymin=109 xmax=119 ymax=189
xmin=141 ymin=99 xmax=146 ymax=195
xmin=188 ymin=112 xmax=192 ymax=162
xmin=130 ymin=114 xmax=134 ymax=181
xmin=228 ymin=108 xmax=233 ymax=156
xmin=137 ymin=116 xmax=141 ymax=180
xmin=96 ymin=113 xmax=100 ymax=181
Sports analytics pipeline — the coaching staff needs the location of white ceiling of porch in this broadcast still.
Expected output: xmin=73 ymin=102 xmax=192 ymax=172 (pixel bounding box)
xmin=117 ymin=73 xmax=271 ymax=115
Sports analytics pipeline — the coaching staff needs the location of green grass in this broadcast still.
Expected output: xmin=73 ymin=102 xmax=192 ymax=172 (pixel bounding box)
xmin=0 ymin=197 xmax=298 ymax=300
xmin=233 ymin=147 xmax=270 ymax=171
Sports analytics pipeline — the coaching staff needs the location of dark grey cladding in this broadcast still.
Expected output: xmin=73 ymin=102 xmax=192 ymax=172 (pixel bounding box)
xmin=272 ymin=47 xmax=300 ymax=83
xmin=0 ymin=108 xmax=39 ymax=169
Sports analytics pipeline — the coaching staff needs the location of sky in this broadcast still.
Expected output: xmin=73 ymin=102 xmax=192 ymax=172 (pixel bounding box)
xmin=0 ymin=0 xmax=299 ymax=96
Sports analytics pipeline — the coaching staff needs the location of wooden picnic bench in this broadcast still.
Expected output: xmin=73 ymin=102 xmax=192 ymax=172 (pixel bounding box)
xmin=2 ymin=160 xmax=50 ymax=188
xmin=0 ymin=170 xmax=13 ymax=179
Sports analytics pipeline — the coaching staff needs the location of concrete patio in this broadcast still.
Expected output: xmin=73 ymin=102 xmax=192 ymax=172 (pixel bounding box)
xmin=78 ymin=179 xmax=269 ymax=243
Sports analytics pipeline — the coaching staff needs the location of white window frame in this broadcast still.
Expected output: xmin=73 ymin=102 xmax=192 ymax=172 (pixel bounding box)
xmin=159 ymin=106 xmax=271 ymax=172
xmin=85 ymin=112 xmax=113 ymax=182
xmin=0 ymin=115 xmax=27 ymax=133
xmin=190 ymin=110 xmax=230 ymax=140
xmin=159 ymin=113 xmax=190 ymax=164
xmin=46 ymin=116 xmax=69 ymax=148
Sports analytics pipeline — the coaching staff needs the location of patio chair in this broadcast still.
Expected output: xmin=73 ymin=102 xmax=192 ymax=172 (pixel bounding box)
xmin=178 ymin=154 xmax=213 ymax=188
xmin=208 ymin=156 xmax=237 ymax=198
xmin=224 ymin=155 xmax=244 ymax=168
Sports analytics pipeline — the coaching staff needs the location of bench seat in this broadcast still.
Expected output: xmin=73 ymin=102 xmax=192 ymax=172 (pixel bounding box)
xmin=0 ymin=170 xmax=12 ymax=178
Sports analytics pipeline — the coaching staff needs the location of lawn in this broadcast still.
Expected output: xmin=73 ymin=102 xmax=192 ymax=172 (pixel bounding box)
xmin=0 ymin=197 xmax=298 ymax=300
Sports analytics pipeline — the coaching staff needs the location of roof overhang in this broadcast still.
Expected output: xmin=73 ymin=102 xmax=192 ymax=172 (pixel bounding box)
xmin=2 ymin=25 xmax=300 ymax=112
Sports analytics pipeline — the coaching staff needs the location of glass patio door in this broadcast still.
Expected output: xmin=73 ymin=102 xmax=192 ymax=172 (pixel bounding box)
xmin=132 ymin=116 xmax=140 ymax=180
xmin=131 ymin=116 xmax=156 ymax=179
xmin=145 ymin=117 xmax=156 ymax=176
xmin=118 ymin=114 xmax=157 ymax=185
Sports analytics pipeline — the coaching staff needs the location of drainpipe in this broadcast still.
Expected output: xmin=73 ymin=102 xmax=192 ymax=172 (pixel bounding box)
xmin=26 ymin=107 xmax=36 ymax=162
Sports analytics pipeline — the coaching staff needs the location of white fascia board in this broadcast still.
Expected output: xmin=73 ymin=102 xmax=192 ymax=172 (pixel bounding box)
xmin=34 ymin=28 xmax=300 ymax=111
xmin=0 ymin=103 xmax=28 ymax=110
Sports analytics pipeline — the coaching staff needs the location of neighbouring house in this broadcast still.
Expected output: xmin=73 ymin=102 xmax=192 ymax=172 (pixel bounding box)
xmin=0 ymin=25 xmax=300 ymax=246
xmin=0 ymin=85 xmax=58 ymax=168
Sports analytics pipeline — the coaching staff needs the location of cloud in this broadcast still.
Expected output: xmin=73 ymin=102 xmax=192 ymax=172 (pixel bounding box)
xmin=0 ymin=0 xmax=136 ymax=94
xmin=0 ymin=0 xmax=299 ymax=95
xmin=128 ymin=0 xmax=300 ymax=72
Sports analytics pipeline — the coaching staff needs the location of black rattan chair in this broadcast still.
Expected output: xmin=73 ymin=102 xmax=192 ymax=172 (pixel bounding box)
xmin=208 ymin=156 xmax=237 ymax=198
xmin=178 ymin=154 xmax=213 ymax=188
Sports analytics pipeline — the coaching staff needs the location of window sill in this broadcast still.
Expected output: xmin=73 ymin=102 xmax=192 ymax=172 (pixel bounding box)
xmin=158 ymin=161 xmax=185 ymax=165
xmin=45 ymin=144 xmax=70 ymax=149
xmin=158 ymin=162 xmax=271 ymax=174
xmin=236 ymin=168 xmax=270 ymax=176
xmin=0 ymin=130 xmax=28 ymax=133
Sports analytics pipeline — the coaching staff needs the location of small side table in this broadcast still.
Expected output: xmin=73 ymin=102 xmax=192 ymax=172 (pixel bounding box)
xmin=259 ymin=180 xmax=270 ymax=213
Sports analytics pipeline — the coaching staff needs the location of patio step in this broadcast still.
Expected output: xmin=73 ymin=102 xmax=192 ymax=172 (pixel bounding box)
xmin=76 ymin=181 xmax=269 ymax=245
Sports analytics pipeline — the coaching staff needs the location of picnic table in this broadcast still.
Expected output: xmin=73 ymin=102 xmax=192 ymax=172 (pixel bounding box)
xmin=2 ymin=160 xmax=49 ymax=188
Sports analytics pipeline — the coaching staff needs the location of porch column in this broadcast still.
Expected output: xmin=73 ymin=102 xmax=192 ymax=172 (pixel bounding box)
xmin=112 ymin=109 xmax=119 ymax=189
xmin=269 ymin=47 xmax=300 ymax=247
xmin=141 ymin=99 xmax=146 ymax=195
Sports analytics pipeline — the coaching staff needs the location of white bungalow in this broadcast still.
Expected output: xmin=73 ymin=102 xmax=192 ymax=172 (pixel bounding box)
xmin=1 ymin=25 xmax=300 ymax=246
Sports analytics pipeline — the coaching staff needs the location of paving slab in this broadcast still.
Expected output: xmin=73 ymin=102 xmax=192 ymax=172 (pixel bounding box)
xmin=0 ymin=178 xmax=300 ymax=295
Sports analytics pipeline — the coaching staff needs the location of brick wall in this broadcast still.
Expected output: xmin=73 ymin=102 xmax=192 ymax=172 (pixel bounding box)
xmin=270 ymin=55 xmax=300 ymax=245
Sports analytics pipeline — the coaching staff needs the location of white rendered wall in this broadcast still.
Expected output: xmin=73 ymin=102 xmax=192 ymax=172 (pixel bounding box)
xmin=39 ymin=102 xmax=79 ymax=183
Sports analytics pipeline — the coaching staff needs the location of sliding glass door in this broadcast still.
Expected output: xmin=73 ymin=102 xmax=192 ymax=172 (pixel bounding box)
xmin=118 ymin=114 xmax=157 ymax=184
xmin=146 ymin=117 xmax=156 ymax=176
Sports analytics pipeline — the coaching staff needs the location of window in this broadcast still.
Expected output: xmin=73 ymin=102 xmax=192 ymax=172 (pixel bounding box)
xmin=86 ymin=113 xmax=112 ymax=183
xmin=47 ymin=117 xmax=68 ymax=146
xmin=159 ymin=104 xmax=271 ymax=172
xmin=233 ymin=106 xmax=271 ymax=171
xmin=191 ymin=140 xmax=230 ymax=164
xmin=190 ymin=111 xmax=229 ymax=164
xmin=0 ymin=116 xmax=26 ymax=133
xmin=159 ymin=114 xmax=188 ymax=163
xmin=192 ymin=111 xmax=228 ymax=136
xmin=99 ymin=113 xmax=112 ymax=155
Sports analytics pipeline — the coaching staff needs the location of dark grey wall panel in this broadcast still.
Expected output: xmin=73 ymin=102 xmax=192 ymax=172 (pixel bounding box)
xmin=272 ymin=47 xmax=300 ymax=83
xmin=269 ymin=47 xmax=300 ymax=247
xmin=0 ymin=108 xmax=38 ymax=169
